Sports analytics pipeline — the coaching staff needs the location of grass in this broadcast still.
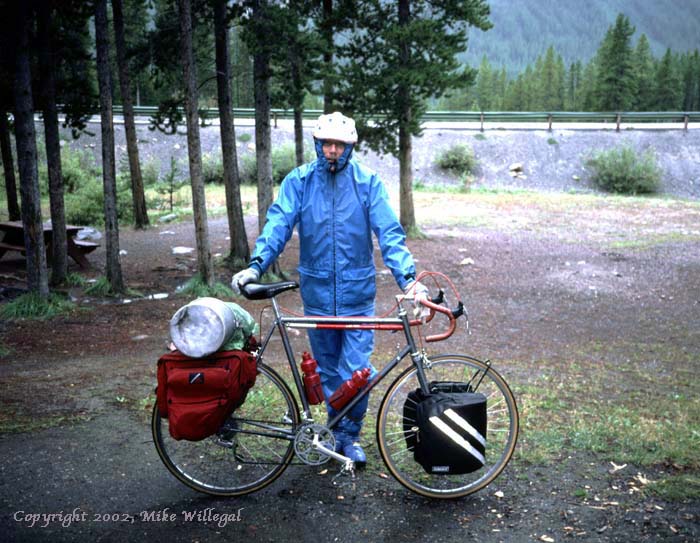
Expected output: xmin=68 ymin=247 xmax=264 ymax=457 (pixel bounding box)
xmin=176 ymin=274 xmax=236 ymax=299
xmin=0 ymin=412 xmax=92 ymax=434
xmin=0 ymin=292 xmax=75 ymax=320
xmin=84 ymin=276 xmax=142 ymax=298
xmin=0 ymin=342 xmax=11 ymax=358
xmin=511 ymin=351 xmax=700 ymax=500
xmin=646 ymin=475 xmax=700 ymax=500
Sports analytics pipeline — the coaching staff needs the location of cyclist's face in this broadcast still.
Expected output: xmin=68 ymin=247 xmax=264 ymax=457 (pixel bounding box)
xmin=322 ymin=140 xmax=346 ymax=162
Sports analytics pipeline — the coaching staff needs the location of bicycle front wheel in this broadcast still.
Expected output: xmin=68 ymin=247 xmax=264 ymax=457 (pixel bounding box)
xmin=377 ymin=354 xmax=519 ymax=499
xmin=152 ymin=362 xmax=300 ymax=496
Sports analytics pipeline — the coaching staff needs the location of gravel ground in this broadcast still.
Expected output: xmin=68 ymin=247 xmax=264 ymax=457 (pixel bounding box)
xmin=64 ymin=118 xmax=700 ymax=199
xmin=1 ymin=119 xmax=697 ymax=542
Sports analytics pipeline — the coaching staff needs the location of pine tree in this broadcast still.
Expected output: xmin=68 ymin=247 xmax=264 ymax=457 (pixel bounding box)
xmin=476 ymin=56 xmax=494 ymax=111
xmin=37 ymin=0 xmax=69 ymax=286
xmin=522 ymin=65 xmax=535 ymax=110
xmin=565 ymin=61 xmax=582 ymax=110
xmin=213 ymin=0 xmax=249 ymax=265
xmin=335 ymin=0 xmax=491 ymax=234
xmin=12 ymin=2 xmax=49 ymax=297
xmin=178 ymin=0 xmax=213 ymax=285
xmin=594 ymin=13 xmax=636 ymax=111
xmin=113 ymin=0 xmax=149 ymax=229
xmin=495 ymin=67 xmax=507 ymax=110
xmin=539 ymin=46 xmax=564 ymax=111
xmin=655 ymin=48 xmax=680 ymax=110
xmin=504 ymin=74 xmax=525 ymax=111
xmin=579 ymin=60 xmax=598 ymax=111
xmin=679 ymin=51 xmax=698 ymax=111
xmin=95 ymin=0 xmax=126 ymax=293
xmin=633 ymin=34 xmax=656 ymax=111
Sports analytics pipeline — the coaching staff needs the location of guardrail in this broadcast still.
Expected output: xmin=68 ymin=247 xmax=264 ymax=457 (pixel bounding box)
xmin=108 ymin=106 xmax=700 ymax=130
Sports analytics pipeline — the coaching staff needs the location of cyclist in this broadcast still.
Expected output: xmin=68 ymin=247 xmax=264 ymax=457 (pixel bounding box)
xmin=232 ymin=111 xmax=427 ymax=467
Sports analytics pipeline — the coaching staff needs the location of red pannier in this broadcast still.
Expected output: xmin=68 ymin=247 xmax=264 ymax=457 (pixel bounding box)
xmin=156 ymin=349 xmax=257 ymax=441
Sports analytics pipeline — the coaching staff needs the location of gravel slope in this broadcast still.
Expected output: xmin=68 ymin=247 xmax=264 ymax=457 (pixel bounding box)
xmin=63 ymin=119 xmax=700 ymax=200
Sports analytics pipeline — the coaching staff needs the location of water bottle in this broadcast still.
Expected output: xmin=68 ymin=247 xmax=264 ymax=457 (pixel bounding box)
xmin=328 ymin=368 xmax=371 ymax=410
xmin=301 ymin=352 xmax=325 ymax=405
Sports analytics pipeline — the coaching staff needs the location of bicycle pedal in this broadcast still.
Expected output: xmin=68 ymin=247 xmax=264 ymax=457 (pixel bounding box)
xmin=333 ymin=463 xmax=356 ymax=486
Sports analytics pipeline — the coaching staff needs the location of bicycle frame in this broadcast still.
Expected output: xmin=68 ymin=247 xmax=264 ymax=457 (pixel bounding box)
xmin=256 ymin=295 xmax=433 ymax=429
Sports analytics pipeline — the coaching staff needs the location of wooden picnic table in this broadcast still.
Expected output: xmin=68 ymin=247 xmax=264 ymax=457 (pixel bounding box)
xmin=0 ymin=220 xmax=100 ymax=269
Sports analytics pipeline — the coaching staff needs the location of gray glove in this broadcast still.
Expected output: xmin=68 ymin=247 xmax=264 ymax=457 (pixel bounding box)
xmin=404 ymin=280 xmax=430 ymax=320
xmin=231 ymin=267 xmax=260 ymax=295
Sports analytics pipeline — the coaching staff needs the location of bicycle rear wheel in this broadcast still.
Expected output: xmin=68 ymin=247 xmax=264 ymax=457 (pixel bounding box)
xmin=152 ymin=362 xmax=299 ymax=496
xmin=377 ymin=354 xmax=519 ymax=499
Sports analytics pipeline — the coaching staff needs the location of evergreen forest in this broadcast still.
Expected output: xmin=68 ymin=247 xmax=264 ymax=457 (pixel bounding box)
xmin=1 ymin=0 xmax=699 ymax=298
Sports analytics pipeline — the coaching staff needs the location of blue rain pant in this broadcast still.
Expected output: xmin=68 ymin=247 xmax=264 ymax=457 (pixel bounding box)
xmin=307 ymin=324 xmax=376 ymax=437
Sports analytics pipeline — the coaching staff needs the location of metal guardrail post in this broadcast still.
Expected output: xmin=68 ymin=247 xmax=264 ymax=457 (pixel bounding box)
xmin=57 ymin=105 xmax=700 ymax=128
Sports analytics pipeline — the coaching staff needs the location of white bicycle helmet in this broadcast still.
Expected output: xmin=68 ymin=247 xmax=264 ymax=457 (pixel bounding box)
xmin=313 ymin=112 xmax=358 ymax=144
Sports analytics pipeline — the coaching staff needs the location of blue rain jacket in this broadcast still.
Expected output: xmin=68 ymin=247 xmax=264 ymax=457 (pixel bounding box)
xmin=249 ymin=143 xmax=416 ymax=316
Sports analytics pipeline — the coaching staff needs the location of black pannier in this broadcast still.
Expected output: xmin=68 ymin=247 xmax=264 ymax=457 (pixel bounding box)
xmin=403 ymin=382 xmax=487 ymax=475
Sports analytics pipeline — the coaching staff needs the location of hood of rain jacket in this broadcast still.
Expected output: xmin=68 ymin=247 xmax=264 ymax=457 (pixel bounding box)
xmin=249 ymin=156 xmax=416 ymax=315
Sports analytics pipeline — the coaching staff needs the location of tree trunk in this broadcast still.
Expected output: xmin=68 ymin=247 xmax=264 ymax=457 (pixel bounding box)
xmin=322 ymin=0 xmax=334 ymax=113
xmin=398 ymin=121 xmax=416 ymax=233
xmin=0 ymin=112 xmax=20 ymax=221
xmin=253 ymin=42 xmax=273 ymax=233
xmin=214 ymin=0 xmax=249 ymax=266
xmin=37 ymin=0 xmax=68 ymax=286
xmin=397 ymin=0 xmax=417 ymax=234
xmin=95 ymin=0 xmax=125 ymax=293
xmin=112 ymin=0 xmax=149 ymax=229
xmin=294 ymin=106 xmax=304 ymax=166
xmin=289 ymin=47 xmax=305 ymax=166
xmin=252 ymin=3 xmax=282 ymax=278
xmin=13 ymin=2 xmax=49 ymax=297
xmin=178 ymin=0 xmax=213 ymax=285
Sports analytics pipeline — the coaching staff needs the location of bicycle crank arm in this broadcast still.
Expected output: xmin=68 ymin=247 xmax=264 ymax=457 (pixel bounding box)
xmin=312 ymin=434 xmax=354 ymax=472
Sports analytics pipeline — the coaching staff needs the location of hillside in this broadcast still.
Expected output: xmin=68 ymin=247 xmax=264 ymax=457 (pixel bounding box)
xmin=463 ymin=0 xmax=700 ymax=74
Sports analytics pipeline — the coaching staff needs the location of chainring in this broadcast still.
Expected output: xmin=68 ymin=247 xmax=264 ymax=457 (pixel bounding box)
xmin=293 ymin=423 xmax=335 ymax=465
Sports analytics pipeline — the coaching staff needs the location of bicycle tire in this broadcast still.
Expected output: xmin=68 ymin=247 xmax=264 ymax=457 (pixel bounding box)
xmin=152 ymin=362 xmax=300 ymax=496
xmin=377 ymin=354 xmax=519 ymax=499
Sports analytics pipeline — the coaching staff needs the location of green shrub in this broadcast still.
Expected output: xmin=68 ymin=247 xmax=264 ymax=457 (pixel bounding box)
xmin=240 ymin=144 xmax=308 ymax=185
xmin=202 ymin=152 xmax=224 ymax=184
xmin=436 ymin=144 xmax=477 ymax=175
xmin=142 ymin=160 xmax=160 ymax=188
xmin=150 ymin=156 xmax=188 ymax=212
xmin=64 ymin=171 xmax=134 ymax=226
xmin=586 ymin=145 xmax=661 ymax=194
xmin=238 ymin=132 xmax=252 ymax=143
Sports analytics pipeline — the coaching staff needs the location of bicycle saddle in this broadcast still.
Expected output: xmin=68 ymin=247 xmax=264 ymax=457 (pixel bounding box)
xmin=241 ymin=281 xmax=299 ymax=300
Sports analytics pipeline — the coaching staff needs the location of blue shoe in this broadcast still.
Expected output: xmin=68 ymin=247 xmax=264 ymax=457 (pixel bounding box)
xmin=333 ymin=431 xmax=349 ymax=454
xmin=342 ymin=440 xmax=367 ymax=469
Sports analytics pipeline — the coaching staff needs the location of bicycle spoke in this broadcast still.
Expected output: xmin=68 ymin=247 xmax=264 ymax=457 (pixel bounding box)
xmin=153 ymin=363 xmax=299 ymax=496
xmin=377 ymin=355 xmax=519 ymax=499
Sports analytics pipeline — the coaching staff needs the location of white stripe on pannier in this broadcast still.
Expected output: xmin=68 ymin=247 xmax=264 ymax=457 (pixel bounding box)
xmin=429 ymin=416 xmax=485 ymax=466
xmin=444 ymin=408 xmax=486 ymax=447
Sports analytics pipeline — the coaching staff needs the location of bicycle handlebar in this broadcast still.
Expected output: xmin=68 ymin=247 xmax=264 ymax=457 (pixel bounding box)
xmin=240 ymin=277 xmax=465 ymax=343
xmin=406 ymin=295 xmax=464 ymax=342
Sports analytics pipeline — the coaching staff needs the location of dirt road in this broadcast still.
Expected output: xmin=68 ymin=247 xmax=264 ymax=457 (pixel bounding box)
xmin=1 ymin=191 xmax=699 ymax=542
